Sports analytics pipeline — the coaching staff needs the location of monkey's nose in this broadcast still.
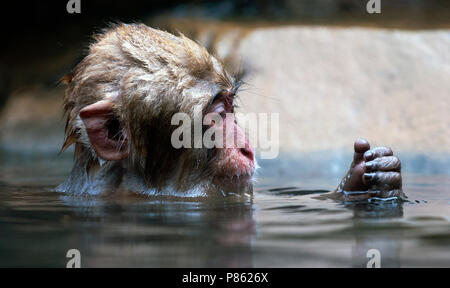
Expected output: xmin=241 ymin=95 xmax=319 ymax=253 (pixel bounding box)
xmin=240 ymin=147 xmax=254 ymax=161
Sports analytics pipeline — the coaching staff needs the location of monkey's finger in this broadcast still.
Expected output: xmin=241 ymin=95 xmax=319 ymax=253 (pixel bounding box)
xmin=363 ymin=146 xmax=393 ymax=161
xmin=362 ymin=171 xmax=402 ymax=189
xmin=364 ymin=156 xmax=401 ymax=172
xmin=353 ymin=138 xmax=370 ymax=163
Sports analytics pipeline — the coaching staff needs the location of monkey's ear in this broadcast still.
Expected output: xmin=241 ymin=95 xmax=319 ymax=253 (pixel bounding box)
xmin=79 ymin=100 xmax=129 ymax=161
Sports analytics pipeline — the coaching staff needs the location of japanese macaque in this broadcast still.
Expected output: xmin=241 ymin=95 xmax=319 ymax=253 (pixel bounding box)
xmin=58 ymin=23 xmax=255 ymax=197
xmin=58 ymin=23 xmax=403 ymax=200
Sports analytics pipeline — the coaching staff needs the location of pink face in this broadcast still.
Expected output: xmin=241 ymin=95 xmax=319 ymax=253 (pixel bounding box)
xmin=207 ymin=96 xmax=256 ymax=183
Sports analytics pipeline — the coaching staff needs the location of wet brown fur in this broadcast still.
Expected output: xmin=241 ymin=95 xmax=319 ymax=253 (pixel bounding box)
xmin=59 ymin=23 xmax=244 ymax=195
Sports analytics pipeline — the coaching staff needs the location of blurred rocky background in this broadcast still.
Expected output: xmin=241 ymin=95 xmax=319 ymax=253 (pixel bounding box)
xmin=1 ymin=0 xmax=449 ymax=173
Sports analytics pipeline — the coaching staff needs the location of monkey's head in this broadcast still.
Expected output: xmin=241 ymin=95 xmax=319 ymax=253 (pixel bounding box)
xmin=62 ymin=24 xmax=256 ymax=195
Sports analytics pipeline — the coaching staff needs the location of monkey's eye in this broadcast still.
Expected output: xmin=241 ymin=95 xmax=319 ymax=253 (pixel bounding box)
xmin=212 ymin=102 xmax=226 ymax=117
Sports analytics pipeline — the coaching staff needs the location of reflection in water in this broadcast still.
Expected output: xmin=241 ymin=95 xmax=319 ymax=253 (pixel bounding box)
xmin=58 ymin=195 xmax=256 ymax=268
xmin=0 ymin=159 xmax=449 ymax=267
xmin=256 ymin=188 xmax=407 ymax=267
xmin=347 ymin=201 xmax=404 ymax=268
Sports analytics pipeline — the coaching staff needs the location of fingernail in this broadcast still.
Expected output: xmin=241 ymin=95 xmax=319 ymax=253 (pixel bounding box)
xmin=364 ymin=151 xmax=373 ymax=161
xmin=363 ymin=173 xmax=375 ymax=182
xmin=364 ymin=162 xmax=373 ymax=171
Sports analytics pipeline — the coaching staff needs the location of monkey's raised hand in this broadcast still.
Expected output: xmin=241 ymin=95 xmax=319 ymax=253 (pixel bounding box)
xmin=335 ymin=138 xmax=405 ymax=201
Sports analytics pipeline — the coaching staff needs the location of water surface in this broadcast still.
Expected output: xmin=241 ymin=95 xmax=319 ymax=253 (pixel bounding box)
xmin=0 ymin=154 xmax=449 ymax=267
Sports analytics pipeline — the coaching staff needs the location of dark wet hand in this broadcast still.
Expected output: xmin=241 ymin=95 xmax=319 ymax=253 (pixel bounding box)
xmin=336 ymin=138 xmax=404 ymax=200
